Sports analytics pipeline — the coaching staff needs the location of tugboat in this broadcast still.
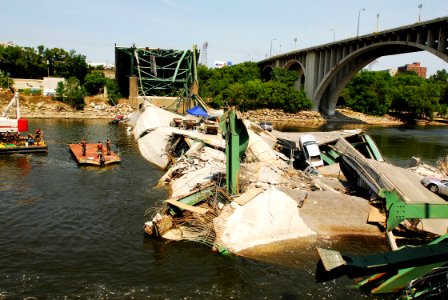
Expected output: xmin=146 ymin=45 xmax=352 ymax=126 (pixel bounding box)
xmin=0 ymin=91 xmax=48 ymax=154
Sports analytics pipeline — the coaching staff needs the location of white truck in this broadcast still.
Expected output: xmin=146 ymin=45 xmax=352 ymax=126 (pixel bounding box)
xmin=299 ymin=134 xmax=324 ymax=168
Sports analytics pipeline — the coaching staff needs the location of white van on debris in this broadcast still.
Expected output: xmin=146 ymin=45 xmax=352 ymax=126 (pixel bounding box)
xmin=299 ymin=134 xmax=324 ymax=168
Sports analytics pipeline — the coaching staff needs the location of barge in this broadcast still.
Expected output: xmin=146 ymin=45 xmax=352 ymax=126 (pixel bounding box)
xmin=69 ymin=143 xmax=121 ymax=166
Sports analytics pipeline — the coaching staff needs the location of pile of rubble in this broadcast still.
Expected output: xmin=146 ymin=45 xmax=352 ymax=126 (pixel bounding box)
xmin=134 ymin=104 xmax=382 ymax=256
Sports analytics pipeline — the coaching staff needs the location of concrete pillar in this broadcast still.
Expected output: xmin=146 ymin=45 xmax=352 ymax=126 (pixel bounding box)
xmin=129 ymin=75 xmax=138 ymax=109
xmin=438 ymin=26 xmax=446 ymax=52
xmin=304 ymin=51 xmax=319 ymax=111
xmin=427 ymin=29 xmax=435 ymax=48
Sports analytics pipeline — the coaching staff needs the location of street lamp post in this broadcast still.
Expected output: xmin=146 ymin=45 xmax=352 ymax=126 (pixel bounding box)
xmin=294 ymin=37 xmax=298 ymax=49
xmin=418 ymin=4 xmax=422 ymax=22
xmin=357 ymin=8 xmax=365 ymax=37
xmin=376 ymin=13 xmax=380 ymax=32
xmin=330 ymin=29 xmax=335 ymax=42
xmin=270 ymin=38 xmax=276 ymax=57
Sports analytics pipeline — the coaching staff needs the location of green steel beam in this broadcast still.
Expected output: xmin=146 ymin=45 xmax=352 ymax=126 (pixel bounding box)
xmin=220 ymin=107 xmax=249 ymax=195
xmin=364 ymin=134 xmax=384 ymax=161
xmin=168 ymin=186 xmax=215 ymax=215
xmin=383 ymin=189 xmax=448 ymax=231
xmin=356 ymin=234 xmax=448 ymax=294
xmin=172 ymin=50 xmax=189 ymax=83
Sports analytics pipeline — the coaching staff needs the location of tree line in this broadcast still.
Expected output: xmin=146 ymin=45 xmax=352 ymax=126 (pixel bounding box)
xmin=198 ymin=62 xmax=448 ymax=119
xmin=0 ymin=45 xmax=121 ymax=109
xmin=198 ymin=62 xmax=312 ymax=113
xmin=340 ymin=69 xmax=448 ymax=119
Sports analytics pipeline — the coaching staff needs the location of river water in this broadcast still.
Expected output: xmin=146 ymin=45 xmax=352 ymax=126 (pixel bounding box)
xmin=0 ymin=119 xmax=446 ymax=299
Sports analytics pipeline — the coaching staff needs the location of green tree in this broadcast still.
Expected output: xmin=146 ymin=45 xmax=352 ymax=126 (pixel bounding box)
xmin=429 ymin=69 xmax=448 ymax=106
xmin=341 ymin=70 xmax=392 ymax=116
xmin=0 ymin=71 xmax=14 ymax=90
xmin=105 ymin=78 xmax=122 ymax=106
xmin=55 ymin=77 xmax=87 ymax=109
xmin=83 ymin=71 xmax=106 ymax=95
xmin=199 ymin=64 xmax=311 ymax=113
xmin=271 ymin=67 xmax=299 ymax=86
xmin=390 ymin=72 xmax=440 ymax=119
xmin=0 ymin=45 xmax=89 ymax=82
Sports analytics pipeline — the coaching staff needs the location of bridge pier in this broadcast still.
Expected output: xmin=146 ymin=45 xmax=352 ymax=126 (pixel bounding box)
xmin=304 ymin=52 xmax=320 ymax=112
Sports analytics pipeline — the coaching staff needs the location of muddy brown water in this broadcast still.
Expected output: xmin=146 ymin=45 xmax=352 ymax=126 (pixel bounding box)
xmin=0 ymin=119 xmax=446 ymax=299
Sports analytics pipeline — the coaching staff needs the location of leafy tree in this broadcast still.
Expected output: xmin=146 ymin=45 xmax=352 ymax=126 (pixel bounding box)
xmin=105 ymin=78 xmax=122 ymax=106
xmin=199 ymin=64 xmax=311 ymax=113
xmin=0 ymin=45 xmax=89 ymax=82
xmin=83 ymin=71 xmax=106 ymax=95
xmin=341 ymin=70 xmax=392 ymax=116
xmin=0 ymin=71 xmax=14 ymax=89
xmin=271 ymin=67 xmax=299 ymax=86
xmin=389 ymin=72 xmax=440 ymax=119
xmin=55 ymin=81 xmax=65 ymax=101
xmin=429 ymin=69 xmax=448 ymax=105
xmin=55 ymin=77 xmax=87 ymax=109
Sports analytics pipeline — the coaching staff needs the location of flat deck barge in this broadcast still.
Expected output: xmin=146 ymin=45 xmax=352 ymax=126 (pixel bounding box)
xmin=69 ymin=143 xmax=121 ymax=166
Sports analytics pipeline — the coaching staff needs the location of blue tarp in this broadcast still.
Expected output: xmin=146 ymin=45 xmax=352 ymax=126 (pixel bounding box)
xmin=186 ymin=106 xmax=208 ymax=117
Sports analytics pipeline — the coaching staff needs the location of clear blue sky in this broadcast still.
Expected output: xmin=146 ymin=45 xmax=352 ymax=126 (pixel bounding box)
xmin=2 ymin=0 xmax=448 ymax=76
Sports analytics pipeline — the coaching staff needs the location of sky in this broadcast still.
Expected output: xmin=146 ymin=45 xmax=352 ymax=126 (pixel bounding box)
xmin=2 ymin=0 xmax=448 ymax=76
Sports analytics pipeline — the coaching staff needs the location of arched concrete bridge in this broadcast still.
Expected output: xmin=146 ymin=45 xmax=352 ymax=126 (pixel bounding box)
xmin=258 ymin=16 xmax=448 ymax=115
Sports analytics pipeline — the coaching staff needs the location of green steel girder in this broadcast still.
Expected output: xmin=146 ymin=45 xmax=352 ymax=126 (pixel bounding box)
xmin=383 ymin=189 xmax=448 ymax=231
xmin=115 ymin=45 xmax=198 ymax=98
xmin=168 ymin=186 xmax=215 ymax=216
xmin=355 ymin=234 xmax=448 ymax=294
xmin=220 ymin=108 xmax=249 ymax=196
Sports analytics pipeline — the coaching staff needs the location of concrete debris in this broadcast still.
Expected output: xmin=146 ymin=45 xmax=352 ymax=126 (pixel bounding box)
xmin=136 ymin=104 xmax=447 ymax=257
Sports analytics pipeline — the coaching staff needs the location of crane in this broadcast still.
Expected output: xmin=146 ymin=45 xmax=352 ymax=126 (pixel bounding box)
xmin=0 ymin=91 xmax=28 ymax=133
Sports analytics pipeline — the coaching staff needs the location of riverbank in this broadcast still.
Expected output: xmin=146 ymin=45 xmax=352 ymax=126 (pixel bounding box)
xmin=2 ymin=93 xmax=446 ymax=125
xmin=241 ymin=107 xmax=406 ymax=125
xmin=0 ymin=93 xmax=131 ymax=119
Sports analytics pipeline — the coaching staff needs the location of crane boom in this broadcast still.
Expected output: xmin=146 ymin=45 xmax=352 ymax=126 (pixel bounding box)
xmin=0 ymin=92 xmax=28 ymax=133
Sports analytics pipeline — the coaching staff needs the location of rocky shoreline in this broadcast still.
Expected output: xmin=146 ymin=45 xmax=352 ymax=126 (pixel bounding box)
xmin=240 ymin=108 xmax=405 ymax=125
xmin=1 ymin=94 xmax=132 ymax=119
xmin=3 ymin=93 xmax=446 ymax=126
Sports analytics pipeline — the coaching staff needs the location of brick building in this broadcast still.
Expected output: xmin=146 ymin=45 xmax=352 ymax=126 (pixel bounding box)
xmin=397 ymin=62 xmax=427 ymax=78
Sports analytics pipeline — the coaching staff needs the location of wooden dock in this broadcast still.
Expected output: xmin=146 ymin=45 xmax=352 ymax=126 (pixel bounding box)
xmin=69 ymin=143 xmax=121 ymax=166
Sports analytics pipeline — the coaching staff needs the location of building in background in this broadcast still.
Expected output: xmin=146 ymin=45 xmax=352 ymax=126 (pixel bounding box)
xmin=214 ymin=61 xmax=233 ymax=68
xmin=397 ymin=62 xmax=427 ymax=78
xmin=12 ymin=77 xmax=64 ymax=96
